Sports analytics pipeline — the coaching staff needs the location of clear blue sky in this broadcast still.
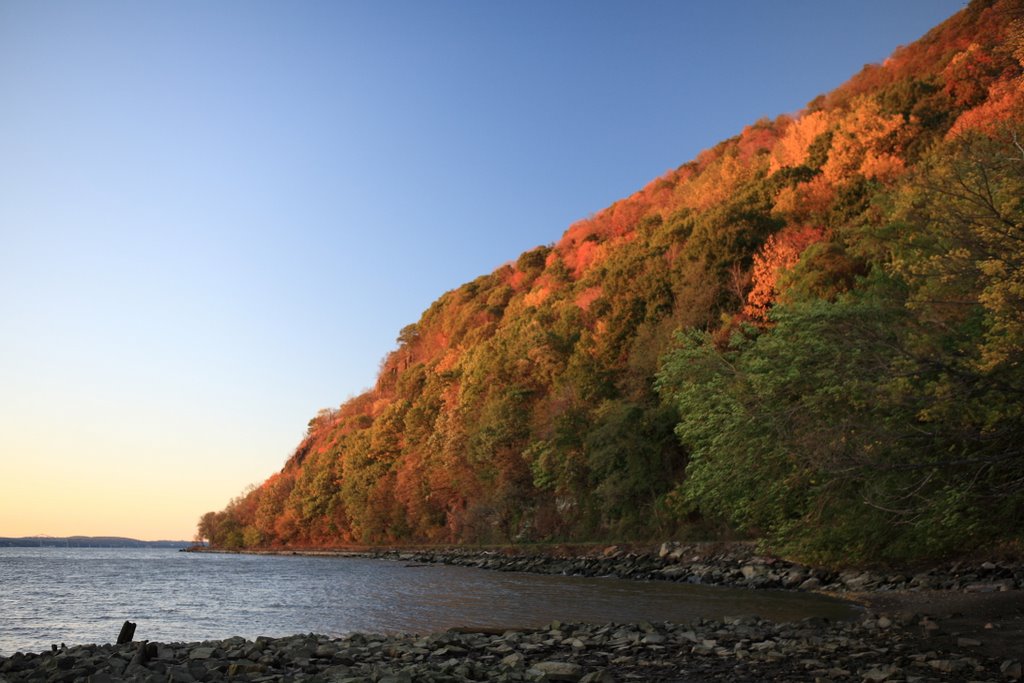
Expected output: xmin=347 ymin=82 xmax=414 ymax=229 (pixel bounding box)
xmin=0 ymin=0 xmax=965 ymax=540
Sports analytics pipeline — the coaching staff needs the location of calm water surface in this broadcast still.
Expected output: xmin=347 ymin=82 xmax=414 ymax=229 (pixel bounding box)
xmin=0 ymin=548 xmax=856 ymax=654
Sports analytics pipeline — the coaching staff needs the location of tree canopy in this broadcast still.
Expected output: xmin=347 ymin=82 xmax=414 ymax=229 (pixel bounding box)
xmin=199 ymin=0 xmax=1024 ymax=563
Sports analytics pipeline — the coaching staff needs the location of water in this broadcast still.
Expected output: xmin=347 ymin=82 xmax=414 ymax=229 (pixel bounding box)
xmin=0 ymin=547 xmax=857 ymax=654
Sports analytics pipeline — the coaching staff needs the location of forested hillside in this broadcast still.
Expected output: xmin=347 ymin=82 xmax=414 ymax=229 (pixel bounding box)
xmin=200 ymin=0 xmax=1024 ymax=563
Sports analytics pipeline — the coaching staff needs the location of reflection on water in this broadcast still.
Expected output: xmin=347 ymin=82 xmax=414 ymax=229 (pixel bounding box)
xmin=0 ymin=548 xmax=857 ymax=654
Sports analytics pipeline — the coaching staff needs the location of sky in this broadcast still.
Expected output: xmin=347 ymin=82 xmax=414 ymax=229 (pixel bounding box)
xmin=0 ymin=0 xmax=966 ymax=541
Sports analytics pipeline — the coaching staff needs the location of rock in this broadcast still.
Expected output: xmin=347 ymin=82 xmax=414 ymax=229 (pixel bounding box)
xmin=188 ymin=646 xmax=216 ymax=660
xmin=530 ymin=660 xmax=584 ymax=681
xmin=1001 ymin=659 xmax=1023 ymax=680
xmin=799 ymin=577 xmax=822 ymax=590
xmin=964 ymin=579 xmax=1015 ymax=592
xmin=926 ymin=659 xmax=959 ymax=673
xmin=315 ymin=643 xmax=338 ymax=657
xmin=500 ymin=652 xmax=526 ymax=668
xmin=658 ymin=565 xmax=688 ymax=578
xmin=168 ymin=666 xmax=197 ymax=682
xmin=579 ymin=670 xmax=616 ymax=683
xmin=740 ymin=565 xmax=764 ymax=580
xmin=910 ymin=573 xmax=936 ymax=589
xmin=842 ymin=572 xmax=875 ymax=590
xmin=862 ymin=665 xmax=899 ymax=681
xmin=956 ymin=637 xmax=981 ymax=647
xmin=782 ymin=568 xmax=807 ymax=587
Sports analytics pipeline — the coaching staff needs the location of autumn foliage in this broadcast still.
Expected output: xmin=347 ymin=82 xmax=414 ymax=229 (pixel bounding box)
xmin=200 ymin=0 xmax=1024 ymax=562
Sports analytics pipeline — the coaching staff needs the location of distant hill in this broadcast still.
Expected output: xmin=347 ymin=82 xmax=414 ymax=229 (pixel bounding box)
xmin=200 ymin=0 xmax=1024 ymax=563
xmin=0 ymin=536 xmax=193 ymax=549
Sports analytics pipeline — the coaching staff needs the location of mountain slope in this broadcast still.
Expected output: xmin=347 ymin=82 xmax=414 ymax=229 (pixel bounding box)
xmin=199 ymin=0 xmax=1024 ymax=562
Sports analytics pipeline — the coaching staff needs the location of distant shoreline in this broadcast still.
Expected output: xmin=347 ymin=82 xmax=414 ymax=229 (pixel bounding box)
xmin=0 ymin=536 xmax=192 ymax=549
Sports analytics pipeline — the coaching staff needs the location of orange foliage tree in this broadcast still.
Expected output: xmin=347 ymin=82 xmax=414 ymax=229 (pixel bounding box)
xmin=744 ymin=225 xmax=827 ymax=320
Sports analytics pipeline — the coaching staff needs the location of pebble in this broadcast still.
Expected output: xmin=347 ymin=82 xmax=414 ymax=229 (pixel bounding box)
xmin=0 ymin=615 xmax=1010 ymax=682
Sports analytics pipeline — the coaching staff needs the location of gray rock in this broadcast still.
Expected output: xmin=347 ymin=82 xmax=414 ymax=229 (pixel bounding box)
xmin=658 ymin=565 xmax=688 ymax=578
xmin=842 ymin=572 xmax=875 ymax=590
xmin=315 ymin=642 xmax=338 ymax=658
xmin=926 ymin=659 xmax=959 ymax=673
xmin=167 ymin=666 xmax=196 ymax=682
xmin=530 ymin=660 xmax=584 ymax=681
xmin=782 ymin=568 xmax=807 ymax=587
xmin=964 ymin=579 xmax=1015 ymax=592
xmin=740 ymin=565 xmax=765 ymax=580
xmin=501 ymin=652 xmax=526 ymax=668
xmin=999 ymin=663 xmax=1024 ymax=679
xmin=799 ymin=577 xmax=822 ymax=590
xmin=1001 ymin=659 xmax=1023 ymax=680
xmin=861 ymin=665 xmax=899 ymax=681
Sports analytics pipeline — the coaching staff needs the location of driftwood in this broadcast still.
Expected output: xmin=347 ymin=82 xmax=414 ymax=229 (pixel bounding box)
xmin=116 ymin=620 xmax=136 ymax=645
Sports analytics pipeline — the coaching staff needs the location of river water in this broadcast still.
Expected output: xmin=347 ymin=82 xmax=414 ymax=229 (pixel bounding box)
xmin=0 ymin=547 xmax=856 ymax=654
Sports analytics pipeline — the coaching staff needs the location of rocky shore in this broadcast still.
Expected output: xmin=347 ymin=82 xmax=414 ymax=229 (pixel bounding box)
xmin=8 ymin=543 xmax=1019 ymax=681
xmin=367 ymin=542 xmax=1024 ymax=594
xmin=2 ymin=613 xmax=1021 ymax=682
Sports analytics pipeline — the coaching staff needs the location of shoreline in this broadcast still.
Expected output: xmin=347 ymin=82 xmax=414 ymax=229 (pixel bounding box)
xmin=184 ymin=542 xmax=1024 ymax=667
xmin=1 ymin=615 xmax=1020 ymax=682
xmin=9 ymin=543 xmax=1016 ymax=679
xmin=189 ymin=540 xmax=1024 ymax=595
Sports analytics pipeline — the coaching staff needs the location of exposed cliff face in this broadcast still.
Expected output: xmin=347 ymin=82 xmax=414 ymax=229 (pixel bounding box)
xmin=200 ymin=0 xmax=1024 ymax=562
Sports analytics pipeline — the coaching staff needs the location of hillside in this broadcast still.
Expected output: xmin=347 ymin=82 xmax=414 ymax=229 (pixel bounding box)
xmin=199 ymin=0 xmax=1024 ymax=563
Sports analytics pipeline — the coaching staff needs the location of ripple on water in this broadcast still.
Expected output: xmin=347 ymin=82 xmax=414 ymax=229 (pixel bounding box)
xmin=0 ymin=547 xmax=856 ymax=654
